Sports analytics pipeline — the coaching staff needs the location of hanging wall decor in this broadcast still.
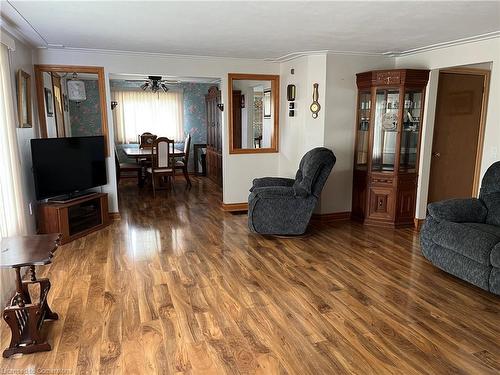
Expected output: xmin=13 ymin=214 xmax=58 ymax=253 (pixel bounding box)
xmin=310 ymin=83 xmax=321 ymax=119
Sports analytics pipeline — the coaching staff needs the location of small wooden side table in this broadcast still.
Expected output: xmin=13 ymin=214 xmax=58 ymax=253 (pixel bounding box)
xmin=1 ymin=234 xmax=61 ymax=358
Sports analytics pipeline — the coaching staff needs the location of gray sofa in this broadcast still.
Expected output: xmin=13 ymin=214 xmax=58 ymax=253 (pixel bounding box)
xmin=248 ymin=147 xmax=336 ymax=235
xmin=420 ymin=161 xmax=500 ymax=295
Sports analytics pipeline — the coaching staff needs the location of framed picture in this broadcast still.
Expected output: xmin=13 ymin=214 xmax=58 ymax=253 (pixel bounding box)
xmin=44 ymin=87 xmax=54 ymax=117
xmin=16 ymin=70 xmax=32 ymax=128
xmin=263 ymin=89 xmax=271 ymax=118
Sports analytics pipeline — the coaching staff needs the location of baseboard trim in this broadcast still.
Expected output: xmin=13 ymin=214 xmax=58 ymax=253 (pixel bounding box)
xmin=414 ymin=218 xmax=425 ymax=231
xmin=312 ymin=211 xmax=351 ymax=222
xmin=221 ymin=202 xmax=248 ymax=212
xmin=109 ymin=212 xmax=121 ymax=221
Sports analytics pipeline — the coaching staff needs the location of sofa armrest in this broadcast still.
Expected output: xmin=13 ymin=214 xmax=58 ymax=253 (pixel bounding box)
xmin=427 ymin=198 xmax=487 ymax=223
xmin=250 ymin=186 xmax=296 ymax=198
xmin=250 ymin=177 xmax=295 ymax=191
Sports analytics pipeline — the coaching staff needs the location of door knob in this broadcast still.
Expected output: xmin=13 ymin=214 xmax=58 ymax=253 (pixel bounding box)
xmin=432 ymin=152 xmax=441 ymax=157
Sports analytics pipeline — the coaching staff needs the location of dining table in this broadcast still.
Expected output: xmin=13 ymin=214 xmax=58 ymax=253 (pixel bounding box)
xmin=122 ymin=145 xmax=185 ymax=161
xmin=122 ymin=145 xmax=186 ymax=187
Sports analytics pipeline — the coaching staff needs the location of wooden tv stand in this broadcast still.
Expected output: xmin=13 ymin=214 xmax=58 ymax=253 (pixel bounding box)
xmin=38 ymin=193 xmax=110 ymax=244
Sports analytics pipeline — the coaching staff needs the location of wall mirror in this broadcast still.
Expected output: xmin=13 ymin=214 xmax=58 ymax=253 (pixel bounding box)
xmin=35 ymin=65 xmax=109 ymax=155
xmin=228 ymin=73 xmax=279 ymax=154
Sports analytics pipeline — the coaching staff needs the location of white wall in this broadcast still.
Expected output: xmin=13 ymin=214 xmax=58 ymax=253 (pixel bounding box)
xmin=395 ymin=37 xmax=500 ymax=218
xmin=34 ymin=49 xmax=281 ymax=207
xmin=279 ymin=55 xmax=328 ymax=178
xmin=320 ymin=54 xmax=393 ymax=214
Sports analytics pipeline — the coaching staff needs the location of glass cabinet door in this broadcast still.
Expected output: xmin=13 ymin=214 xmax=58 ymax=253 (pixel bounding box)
xmin=400 ymin=89 xmax=423 ymax=172
xmin=355 ymin=91 xmax=371 ymax=170
xmin=372 ymin=88 xmax=400 ymax=172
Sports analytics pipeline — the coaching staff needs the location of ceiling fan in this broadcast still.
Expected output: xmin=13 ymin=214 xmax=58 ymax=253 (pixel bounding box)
xmin=126 ymin=76 xmax=180 ymax=93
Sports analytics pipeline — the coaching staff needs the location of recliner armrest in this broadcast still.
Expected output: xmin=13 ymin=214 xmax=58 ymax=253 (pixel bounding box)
xmin=250 ymin=177 xmax=295 ymax=192
xmin=250 ymin=186 xmax=296 ymax=198
xmin=427 ymin=198 xmax=487 ymax=223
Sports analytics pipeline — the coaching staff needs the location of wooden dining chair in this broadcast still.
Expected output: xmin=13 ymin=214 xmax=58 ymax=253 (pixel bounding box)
xmin=174 ymin=133 xmax=192 ymax=187
xmin=145 ymin=137 xmax=175 ymax=197
xmin=139 ymin=132 xmax=157 ymax=149
xmin=115 ymin=147 xmax=141 ymax=185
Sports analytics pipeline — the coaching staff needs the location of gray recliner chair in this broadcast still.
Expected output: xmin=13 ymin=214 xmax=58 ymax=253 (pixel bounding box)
xmin=420 ymin=161 xmax=500 ymax=295
xmin=248 ymin=147 xmax=336 ymax=235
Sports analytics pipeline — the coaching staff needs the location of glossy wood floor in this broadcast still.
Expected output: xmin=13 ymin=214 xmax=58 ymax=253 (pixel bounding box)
xmin=1 ymin=177 xmax=499 ymax=374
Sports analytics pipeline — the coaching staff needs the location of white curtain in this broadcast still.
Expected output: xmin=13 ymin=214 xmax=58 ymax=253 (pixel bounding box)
xmin=0 ymin=43 xmax=26 ymax=238
xmin=112 ymin=90 xmax=184 ymax=143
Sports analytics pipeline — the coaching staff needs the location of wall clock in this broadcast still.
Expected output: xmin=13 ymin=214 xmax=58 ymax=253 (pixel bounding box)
xmin=310 ymin=83 xmax=321 ymax=119
xmin=67 ymin=80 xmax=86 ymax=101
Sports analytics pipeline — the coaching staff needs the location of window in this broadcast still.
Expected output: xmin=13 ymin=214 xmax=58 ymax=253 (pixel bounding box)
xmin=112 ymin=90 xmax=184 ymax=143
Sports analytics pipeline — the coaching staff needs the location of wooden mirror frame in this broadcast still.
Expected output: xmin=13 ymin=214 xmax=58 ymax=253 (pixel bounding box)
xmin=228 ymin=73 xmax=279 ymax=154
xmin=34 ymin=64 xmax=109 ymax=156
xmin=17 ymin=70 xmax=32 ymax=128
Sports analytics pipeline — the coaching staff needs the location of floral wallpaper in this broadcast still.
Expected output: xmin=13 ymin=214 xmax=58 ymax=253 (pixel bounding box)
xmin=69 ymin=80 xmax=102 ymax=137
xmin=110 ymin=80 xmax=217 ymax=172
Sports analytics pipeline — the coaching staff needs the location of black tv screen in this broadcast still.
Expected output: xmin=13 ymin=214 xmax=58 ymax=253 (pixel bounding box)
xmin=31 ymin=136 xmax=107 ymax=200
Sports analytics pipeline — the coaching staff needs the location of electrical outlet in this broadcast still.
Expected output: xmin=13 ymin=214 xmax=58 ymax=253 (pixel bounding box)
xmin=28 ymin=202 xmax=33 ymax=216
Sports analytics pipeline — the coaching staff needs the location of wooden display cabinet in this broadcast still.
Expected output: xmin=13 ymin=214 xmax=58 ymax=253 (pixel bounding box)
xmin=205 ymin=86 xmax=223 ymax=187
xmin=352 ymin=69 xmax=429 ymax=227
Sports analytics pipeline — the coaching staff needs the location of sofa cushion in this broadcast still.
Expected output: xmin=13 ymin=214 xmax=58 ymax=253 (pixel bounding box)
xmin=427 ymin=198 xmax=487 ymax=223
xmin=462 ymin=222 xmax=500 ymax=237
xmin=432 ymin=221 xmax=500 ymax=265
xmin=481 ymin=192 xmax=500 ymax=226
xmin=490 ymin=243 xmax=500 ymax=268
xmin=293 ymin=148 xmax=335 ymax=198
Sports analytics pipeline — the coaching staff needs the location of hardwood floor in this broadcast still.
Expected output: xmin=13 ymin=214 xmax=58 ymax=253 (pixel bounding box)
xmin=1 ymin=177 xmax=499 ymax=374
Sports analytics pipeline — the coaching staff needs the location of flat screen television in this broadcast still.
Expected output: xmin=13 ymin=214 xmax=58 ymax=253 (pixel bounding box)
xmin=31 ymin=136 xmax=107 ymax=200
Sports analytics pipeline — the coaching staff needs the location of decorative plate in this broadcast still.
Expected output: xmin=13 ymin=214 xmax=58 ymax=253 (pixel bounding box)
xmin=382 ymin=113 xmax=397 ymax=131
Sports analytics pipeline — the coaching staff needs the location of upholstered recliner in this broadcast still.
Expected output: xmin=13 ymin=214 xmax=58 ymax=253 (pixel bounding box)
xmin=420 ymin=161 xmax=500 ymax=295
xmin=248 ymin=147 xmax=336 ymax=235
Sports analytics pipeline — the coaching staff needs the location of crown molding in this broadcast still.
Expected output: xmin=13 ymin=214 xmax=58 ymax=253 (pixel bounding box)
xmin=1 ymin=1 xmax=47 ymax=47
xmin=390 ymin=31 xmax=500 ymax=57
xmin=39 ymin=46 xmax=275 ymax=63
xmin=265 ymin=49 xmax=388 ymax=63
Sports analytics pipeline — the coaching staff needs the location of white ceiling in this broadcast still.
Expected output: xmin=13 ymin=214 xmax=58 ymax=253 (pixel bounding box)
xmin=3 ymin=1 xmax=500 ymax=59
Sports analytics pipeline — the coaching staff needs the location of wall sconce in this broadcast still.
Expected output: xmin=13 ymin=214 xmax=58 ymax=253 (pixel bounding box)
xmin=111 ymin=101 xmax=118 ymax=110
xmin=216 ymin=103 xmax=224 ymax=111
xmin=241 ymin=94 xmax=245 ymax=108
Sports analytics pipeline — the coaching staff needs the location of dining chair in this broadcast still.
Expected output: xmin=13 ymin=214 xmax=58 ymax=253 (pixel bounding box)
xmin=146 ymin=137 xmax=175 ymax=197
xmin=139 ymin=132 xmax=157 ymax=148
xmin=175 ymin=133 xmax=192 ymax=187
xmin=114 ymin=147 xmax=141 ymax=185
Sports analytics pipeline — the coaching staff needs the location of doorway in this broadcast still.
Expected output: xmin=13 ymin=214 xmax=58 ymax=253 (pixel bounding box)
xmin=427 ymin=68 xmax=490 ymax=203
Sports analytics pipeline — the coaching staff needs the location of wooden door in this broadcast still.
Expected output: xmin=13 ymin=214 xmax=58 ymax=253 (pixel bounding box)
xmin=51 ymin=74 xmax=65 ymax=137
xmin=428 ymin=71 xmax=488 ymax=203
